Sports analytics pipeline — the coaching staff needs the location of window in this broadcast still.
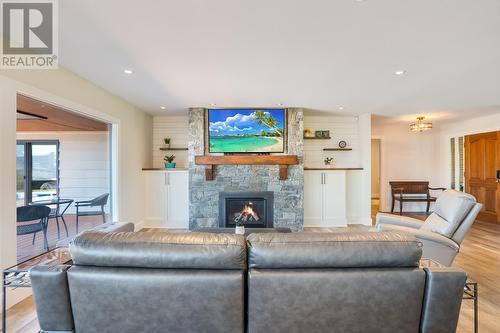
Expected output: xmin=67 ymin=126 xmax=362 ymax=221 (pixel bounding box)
xmin=16 ymin=141 xmax=59 ymax=206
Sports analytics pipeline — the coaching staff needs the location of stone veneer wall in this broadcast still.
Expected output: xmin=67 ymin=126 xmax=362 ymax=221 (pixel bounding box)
xmin=188 ymin=107 xmax=304 ymax=230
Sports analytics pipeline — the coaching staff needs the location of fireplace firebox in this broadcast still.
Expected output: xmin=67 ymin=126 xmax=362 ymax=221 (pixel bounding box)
xmin=219 ymin=191 xmax=274 ymax=228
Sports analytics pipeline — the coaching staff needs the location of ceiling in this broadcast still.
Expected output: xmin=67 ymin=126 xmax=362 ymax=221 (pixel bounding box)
xmin=58 ymin=0 xmax=500 ymax=119
xmin=17 ymin=95 xmax=109 ymax=131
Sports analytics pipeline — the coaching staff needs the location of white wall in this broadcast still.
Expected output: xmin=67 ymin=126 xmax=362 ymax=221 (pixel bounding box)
xmin=17 ymin=132 xmax=111 ymax=214
xmin=303 ymin=115 xmax=361 ymax=168
xmin=0 ymin=68 xmax=152 ymax=308
xmin=153 ymin=116 xmax=189 ymax=168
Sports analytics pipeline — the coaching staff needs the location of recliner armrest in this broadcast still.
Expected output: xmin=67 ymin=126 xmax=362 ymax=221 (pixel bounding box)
xmin=377 ymin=224 xmax=459 ymax=252
xmin=375 ymin=213 xmax=423 ymax=229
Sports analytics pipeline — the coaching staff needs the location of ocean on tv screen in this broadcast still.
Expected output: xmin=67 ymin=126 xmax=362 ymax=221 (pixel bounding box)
xmin=208 ymin=109 xmax=285 ymax=153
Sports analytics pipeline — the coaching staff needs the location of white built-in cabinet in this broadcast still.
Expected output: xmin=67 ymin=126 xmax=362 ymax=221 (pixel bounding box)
xmin=304 ymin=170 xmax=348 ymax=227
xmin=143 ymin=170 xmax=189 ymax=228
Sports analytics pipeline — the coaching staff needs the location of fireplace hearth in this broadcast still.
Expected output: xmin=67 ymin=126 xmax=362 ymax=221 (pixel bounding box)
xmin=219 ymin=192 xmax=274 ymax=228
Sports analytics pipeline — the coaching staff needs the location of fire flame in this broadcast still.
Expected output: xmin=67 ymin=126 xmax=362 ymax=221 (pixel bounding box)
xmin=234 ymin=203 xmax=260 ymax=224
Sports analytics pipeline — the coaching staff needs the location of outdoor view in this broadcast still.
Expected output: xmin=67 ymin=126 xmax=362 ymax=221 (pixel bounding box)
xmin=208 ymin=109 xmax=285 ymax=153
xmin=16 ymin=143 xmax=58 ymax=206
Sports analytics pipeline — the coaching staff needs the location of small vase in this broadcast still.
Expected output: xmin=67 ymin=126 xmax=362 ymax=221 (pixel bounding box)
xmin=235 ymin=226 xmax=245 ymax=235
xmin=165 ymin=162 xmax=176 ymax=168
xmin=164 ymin=143 xmax=170 ymax=149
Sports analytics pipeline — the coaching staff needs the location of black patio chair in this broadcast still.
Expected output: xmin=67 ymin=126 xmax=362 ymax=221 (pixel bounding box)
xmin=17 ymin=205 xmax=51 ymax=250
xmin=75 ymin=193 xmax=109 ymax=233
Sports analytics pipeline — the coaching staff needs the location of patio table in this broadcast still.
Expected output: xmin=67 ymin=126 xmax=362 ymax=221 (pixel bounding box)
xmin=29 ymin=198 xmax=74 ymax=239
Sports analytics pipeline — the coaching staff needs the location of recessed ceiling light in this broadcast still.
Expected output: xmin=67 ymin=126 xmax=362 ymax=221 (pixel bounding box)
xmin=394 ymin=70 xmax=406 ymax=76
xmin=124 ymin=69 xmax=133 ymax=74
xmin=160 ymin=106 xmax=166 ymax=110
xmin=338 ymin=106 xmax=344 ymax=110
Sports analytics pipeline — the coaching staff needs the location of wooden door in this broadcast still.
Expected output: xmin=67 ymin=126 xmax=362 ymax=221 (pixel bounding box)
xmin=465 ymin=131 xmax=500 ymax=223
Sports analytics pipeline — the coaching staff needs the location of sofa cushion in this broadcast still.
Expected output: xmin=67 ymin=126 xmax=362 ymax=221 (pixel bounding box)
xmin=247 ymin=231 xmax=422 ymax=269
xmin=424 ymin=190 xmax=476 ymax=237
xmin=70 ymin=231 xmax=246 ymax=269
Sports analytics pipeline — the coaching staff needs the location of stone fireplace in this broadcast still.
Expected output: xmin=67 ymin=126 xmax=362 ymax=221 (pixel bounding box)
xmin=219 ymin=191 xmax=274 ymax=228
xmin=188 ymin=107 xmax=304 ymax=231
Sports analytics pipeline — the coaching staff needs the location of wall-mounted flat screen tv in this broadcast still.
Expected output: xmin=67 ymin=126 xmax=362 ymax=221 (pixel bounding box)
xmin=208 ymin=108 xmax=286 ymax=153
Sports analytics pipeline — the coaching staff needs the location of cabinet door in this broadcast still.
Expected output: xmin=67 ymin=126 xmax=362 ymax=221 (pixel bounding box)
xmin=166 ymin=171 xmax=189 ymax=228
xmin=322 ymin=171 xmax=347 ymax=227
xmin=143 ymin=172 xmax=167 ymax=227
xmin=304 ymin=171 xmax=324 ymax=227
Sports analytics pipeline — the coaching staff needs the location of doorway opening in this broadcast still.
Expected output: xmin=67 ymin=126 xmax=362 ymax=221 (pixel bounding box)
xmin=16 ymin=94 xmax=112 ymax=262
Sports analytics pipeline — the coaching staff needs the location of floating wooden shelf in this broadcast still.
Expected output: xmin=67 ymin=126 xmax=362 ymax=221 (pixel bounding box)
xmin=323 ymin=148 xmax=352 ymax=151
xmin=195 ymin=155 xmax=299 ymax=181
xmin=304 ymin=167 xmax=363 ymax=171
xmin=159 ymin=147 xmax=188 ymax=151
xmin=304 ymin=136 xmax=331 ymax=140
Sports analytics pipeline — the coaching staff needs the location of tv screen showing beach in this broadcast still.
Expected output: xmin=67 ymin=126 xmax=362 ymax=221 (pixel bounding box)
xmin=208 ymin=109 xmax=286 ymax=153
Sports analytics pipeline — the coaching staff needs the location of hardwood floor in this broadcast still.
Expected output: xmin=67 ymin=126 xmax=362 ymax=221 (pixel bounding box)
xmin=4 ymin=214 xmax=500 ymax=332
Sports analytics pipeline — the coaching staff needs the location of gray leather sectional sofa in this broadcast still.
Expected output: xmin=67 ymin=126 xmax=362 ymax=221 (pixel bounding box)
xmin=31 ymin=231 xmax=467 ymax=333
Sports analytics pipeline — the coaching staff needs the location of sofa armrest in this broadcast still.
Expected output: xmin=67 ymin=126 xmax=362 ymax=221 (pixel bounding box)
xmin=420 ymin=267 xmax=467 ymax=333
xmin=30 ymin=265 xmax=74 ymax=333
xmin=375 ymin=213 xmax=423 ymax=229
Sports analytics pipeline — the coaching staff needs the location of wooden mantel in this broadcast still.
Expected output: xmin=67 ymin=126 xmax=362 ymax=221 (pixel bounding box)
xmin=195 ymin=155 xmax=299 ymax=181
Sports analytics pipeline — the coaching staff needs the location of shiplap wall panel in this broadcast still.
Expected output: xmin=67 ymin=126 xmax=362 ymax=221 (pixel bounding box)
xmin=17 ymin=132 xmax=110 ymax=213
xmin=153 ymin=116 xmax=189 ymax=168
xmin=304 ymin=116 xmax=361 ymax=168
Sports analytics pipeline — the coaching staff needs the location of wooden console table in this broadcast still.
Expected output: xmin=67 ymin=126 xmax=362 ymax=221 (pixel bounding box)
xmin=195 ymin=155 xmax=299 ymax=181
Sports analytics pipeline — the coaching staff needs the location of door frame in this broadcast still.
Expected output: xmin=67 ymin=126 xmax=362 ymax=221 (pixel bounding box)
xmin=16 ymin=91 xmax=120 ymax=222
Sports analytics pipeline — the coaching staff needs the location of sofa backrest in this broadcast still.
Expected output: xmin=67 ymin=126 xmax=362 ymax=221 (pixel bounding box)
xmin=246 ymin=231 xmax=465 ymax=333
xmin=70 ymin=231 xmax=247 ymax=269
xmin=247 ymin=231 xmax=422 ymax=269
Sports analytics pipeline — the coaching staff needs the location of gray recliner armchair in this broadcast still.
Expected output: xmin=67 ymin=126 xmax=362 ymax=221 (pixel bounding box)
xmin=376 ymin=189 xmax=482 ymax=266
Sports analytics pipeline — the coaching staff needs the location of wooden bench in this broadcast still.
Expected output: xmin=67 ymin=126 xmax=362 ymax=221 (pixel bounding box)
xmin=389 ymin=181 xmax=446 ymax=215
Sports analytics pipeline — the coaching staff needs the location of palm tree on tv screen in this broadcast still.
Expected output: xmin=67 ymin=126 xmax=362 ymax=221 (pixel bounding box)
xmin=254 ymin=110 xmax=283 ymax=136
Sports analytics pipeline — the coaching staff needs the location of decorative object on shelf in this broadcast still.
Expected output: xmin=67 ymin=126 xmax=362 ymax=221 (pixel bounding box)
xmin=314 ymin=130 xmax=330 ymax=138
xmin=324 ymin=157 xmax=334 ymax=166
xmin=163 ymin=137 xmax=171 ymax=149
xmin=410 ymin=116 xmax=433 ymax=132
xmin=164 ymin=154 xmax=176 ymax=168
xmin=304 ymin=129 xmax=313 ymax=138
xmin=338 ymin=140 xmax=347 ymax=149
